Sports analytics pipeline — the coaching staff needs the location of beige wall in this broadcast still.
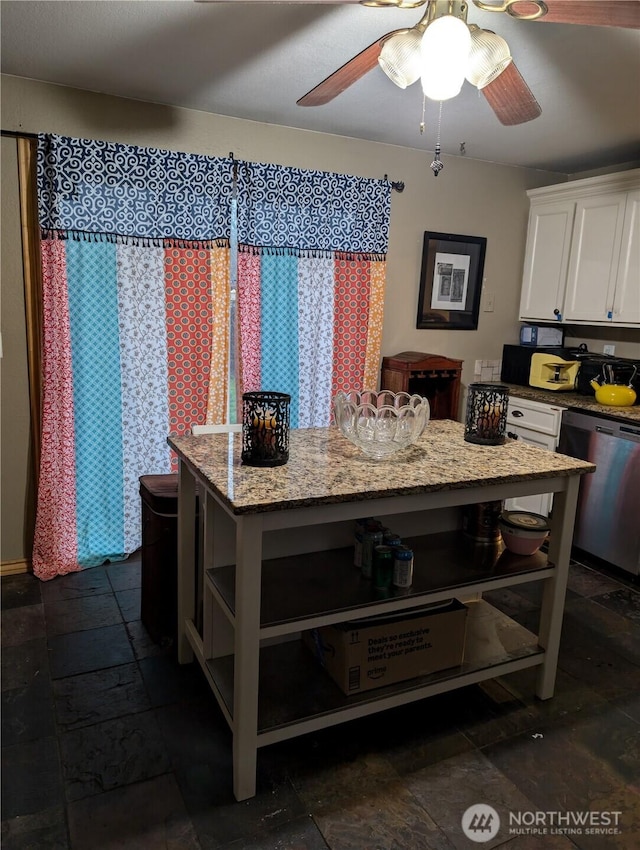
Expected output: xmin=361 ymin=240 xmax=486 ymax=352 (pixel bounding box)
xmin=0 ymin=74 xmax=629 ymax=564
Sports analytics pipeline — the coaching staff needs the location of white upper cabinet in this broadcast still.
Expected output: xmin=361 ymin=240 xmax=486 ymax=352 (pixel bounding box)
xmin=563 ymin=191 xmax=628 ymax=322
xmin=519 ymin=200 xmax=575 ymax=322
xmin=519 ymin=170 xmax=640 ymax=328
xmin=613 ymin=189 xmax=640 ymax=325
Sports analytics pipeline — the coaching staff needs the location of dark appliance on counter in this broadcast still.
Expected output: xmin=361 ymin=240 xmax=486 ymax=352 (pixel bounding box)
xmin=558 ymin=410 xmax=640 ymax=577
xmin=575 ymin=355 xmax=640 ymax=401
xmin=501 ymin=344 xmax=587 ymax=388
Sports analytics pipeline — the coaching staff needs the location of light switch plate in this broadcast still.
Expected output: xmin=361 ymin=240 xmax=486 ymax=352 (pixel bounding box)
xmin=603 ymin=344 xmax=615 ymax=355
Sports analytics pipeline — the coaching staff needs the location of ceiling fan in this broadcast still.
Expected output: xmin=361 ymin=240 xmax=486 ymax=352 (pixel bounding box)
xmin=296 ymin=0 xmax=640 ymax=126
xmin=200 ymin=1 xmax=640 ymax=128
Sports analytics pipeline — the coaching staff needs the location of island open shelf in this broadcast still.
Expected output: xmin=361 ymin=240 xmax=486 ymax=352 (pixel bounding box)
xmin=168 ymin=422 xmax=594 ymax=801
xmin=205 ymin=531 xmax=554 ymax=636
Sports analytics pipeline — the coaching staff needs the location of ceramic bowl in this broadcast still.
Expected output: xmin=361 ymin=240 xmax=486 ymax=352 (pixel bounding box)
xmin=498 ymin=510 xmax=550 ymax=556
xmin=333 ymin=390 xmax=430 ymax=459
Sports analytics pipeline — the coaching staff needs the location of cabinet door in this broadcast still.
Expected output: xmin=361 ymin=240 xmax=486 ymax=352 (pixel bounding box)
xmin=504 ymin=425 xmax=556 ymax=516
xmin=563 ymin=192 xmax=627 ymax=322
xmin=612 ymin=189 xmax=640 ymax=324
xmin=519 ymin=200 xmax=575 ymax=322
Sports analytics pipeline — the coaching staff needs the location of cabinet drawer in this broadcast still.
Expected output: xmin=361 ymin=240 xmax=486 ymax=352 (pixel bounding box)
xmin=506 ymin=423 xmax=558 ymax=452
xmin=507 ymin=396 xmax=565 ymax=438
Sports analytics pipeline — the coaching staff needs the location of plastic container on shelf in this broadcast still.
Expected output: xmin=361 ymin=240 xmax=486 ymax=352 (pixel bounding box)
xmin=498 ymin=510 xmax=550 ymax=556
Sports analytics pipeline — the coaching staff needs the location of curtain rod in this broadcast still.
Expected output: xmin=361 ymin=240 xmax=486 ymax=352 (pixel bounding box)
xmin=2 ymin=129 xmax=38 ymax=140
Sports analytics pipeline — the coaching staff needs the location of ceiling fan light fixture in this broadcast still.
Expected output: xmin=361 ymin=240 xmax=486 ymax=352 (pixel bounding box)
xmin=466 ymin=25 xmax=512 ymax=89
xmin=420 ymin=14 xmax=472 ymax=101
xmin=378 ymin=29 xmax=424 ymax=88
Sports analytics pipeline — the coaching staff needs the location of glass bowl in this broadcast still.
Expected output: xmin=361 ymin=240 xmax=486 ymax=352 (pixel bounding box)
xmin=333 ymin=390 xmax=430 ymax=459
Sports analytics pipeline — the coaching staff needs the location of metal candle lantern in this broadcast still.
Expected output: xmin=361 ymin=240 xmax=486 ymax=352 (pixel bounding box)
xmin=464 ymin=383 xmax=509 ymax=446
xmin=241 ymin=391 xmax=291 ymax=467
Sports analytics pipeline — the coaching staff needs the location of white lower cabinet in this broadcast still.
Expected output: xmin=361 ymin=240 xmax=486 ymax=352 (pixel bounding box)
xmin=505 ymin=395 xmax=566 ymax=516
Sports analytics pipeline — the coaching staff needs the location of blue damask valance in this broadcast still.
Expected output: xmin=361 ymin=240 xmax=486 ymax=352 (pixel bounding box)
xmin=36 ymin=134 xmax=391 ymax=254
xmin=37 ymin=134 xmax=233 ymax=243
xmin=236 ymin=160 xmax=391 ymax=257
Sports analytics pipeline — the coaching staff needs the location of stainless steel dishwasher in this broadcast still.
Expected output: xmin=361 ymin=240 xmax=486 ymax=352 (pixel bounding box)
xmin=558 ymin=409 xmax=640 ymax=576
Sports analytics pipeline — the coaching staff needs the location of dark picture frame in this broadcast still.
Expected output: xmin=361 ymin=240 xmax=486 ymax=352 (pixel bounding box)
xmin=416 ymin=231 xmax=487 ymax=330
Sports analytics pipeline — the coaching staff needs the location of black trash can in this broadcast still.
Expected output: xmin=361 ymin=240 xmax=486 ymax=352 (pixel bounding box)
xmin=139 ymin=474 xmax=179 ymax=646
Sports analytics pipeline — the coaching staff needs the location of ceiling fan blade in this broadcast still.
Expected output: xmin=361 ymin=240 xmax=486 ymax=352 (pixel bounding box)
xmin=506 ymin=1 xmax=640 ymax=28
xmin=481 ymin=61 xmax=542 ymax=125
xmin=297 ymin=30 xmax=405 ymax=106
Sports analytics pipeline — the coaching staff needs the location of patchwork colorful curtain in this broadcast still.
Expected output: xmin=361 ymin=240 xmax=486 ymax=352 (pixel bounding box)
xmin=33 ymin=134 xmax=233 ymax=580
xmin=32 ymin=135 xmax=391 ymax=580
xmin=235 ymin=161 xmax=390 ymax=427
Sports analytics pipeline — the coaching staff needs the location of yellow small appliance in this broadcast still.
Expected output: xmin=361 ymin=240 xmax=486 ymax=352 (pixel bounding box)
xmin=529 ymin=353 xmax=580 ymax=391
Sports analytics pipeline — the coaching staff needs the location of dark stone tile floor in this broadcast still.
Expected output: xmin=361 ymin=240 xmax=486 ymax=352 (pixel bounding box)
xmin=2 ymin=553 xmax=639 ymax=849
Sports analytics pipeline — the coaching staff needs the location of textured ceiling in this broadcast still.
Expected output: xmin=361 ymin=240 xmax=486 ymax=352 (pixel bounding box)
xmin=2 ymin=1 xmax=639 ymax=174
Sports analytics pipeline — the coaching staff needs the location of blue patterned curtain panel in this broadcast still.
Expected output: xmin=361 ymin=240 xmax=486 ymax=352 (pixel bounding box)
xmin=236 ymin=160 xmax=391 ymax=257
xmin=37 ymin=133 xmax=233 ymax=243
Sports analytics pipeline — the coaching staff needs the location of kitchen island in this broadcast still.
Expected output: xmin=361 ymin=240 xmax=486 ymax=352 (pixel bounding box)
xmin=169 ymin=421 xmax=594 ymax=801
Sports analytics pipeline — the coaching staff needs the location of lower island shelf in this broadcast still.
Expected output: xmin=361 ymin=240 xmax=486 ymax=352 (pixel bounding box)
xmin=204 ymin=599 xmax=543 ymax=746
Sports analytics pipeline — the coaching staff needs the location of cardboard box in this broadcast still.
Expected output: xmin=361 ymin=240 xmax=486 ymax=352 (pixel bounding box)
xmin=302 ymin=599 xmax=468 ymax=696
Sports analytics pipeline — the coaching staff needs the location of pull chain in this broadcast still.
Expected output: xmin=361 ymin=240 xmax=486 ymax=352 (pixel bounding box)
xmin=430 ymin=101 xmax=444 ymax=177
xmin=420 ymin=94 xmax=427 ymax=135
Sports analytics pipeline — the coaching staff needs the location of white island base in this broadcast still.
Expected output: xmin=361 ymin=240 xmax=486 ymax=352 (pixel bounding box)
xmin=169 ymin=422 xmax=593 ymax=801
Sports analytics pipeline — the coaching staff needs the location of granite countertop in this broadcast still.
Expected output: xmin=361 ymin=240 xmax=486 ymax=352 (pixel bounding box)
xmin=502 ymin=384 xmax=640 ymax=423
xmin=168 ymin=420 xmax=594 ymax=516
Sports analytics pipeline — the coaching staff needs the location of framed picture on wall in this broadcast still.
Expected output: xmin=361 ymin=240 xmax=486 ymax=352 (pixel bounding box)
xmin=416 ymin=231 xmax=487 ymax=330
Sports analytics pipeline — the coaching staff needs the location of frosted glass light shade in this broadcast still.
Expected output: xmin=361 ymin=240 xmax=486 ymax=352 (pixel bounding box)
xmin=421 ymin=15 xmax=471 ymax=101
xmin=466 ymin=25 xmax=512 ymax=89
xmin=378 ymin=30 xmax=424 ymax=89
